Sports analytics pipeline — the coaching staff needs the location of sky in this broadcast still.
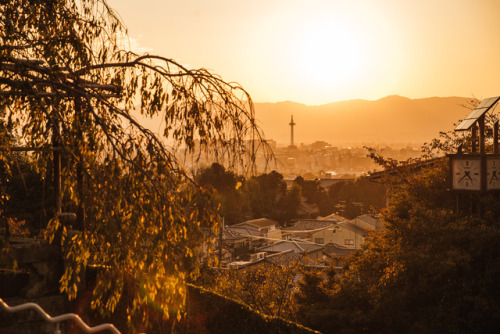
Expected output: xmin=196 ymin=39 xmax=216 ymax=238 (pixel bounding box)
xmin=107 ymin=0 xmax=500 ymax=105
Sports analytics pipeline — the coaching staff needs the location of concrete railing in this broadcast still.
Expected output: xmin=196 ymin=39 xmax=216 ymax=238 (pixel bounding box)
xmin=0 ymin=298 xmax=121 ymax=334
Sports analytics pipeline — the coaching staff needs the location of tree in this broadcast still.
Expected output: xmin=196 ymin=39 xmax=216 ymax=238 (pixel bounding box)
xmin=196 ymin=163 xmax=247 ymax=225
xmin=327 ymin=177 xmax=386 ymax=218
xmin=200 ymin=259 xmax=302 ymax=321
xmin=297 ymin=125 xmax=500 ymax=333
xmin=1 ymin=0 xmax=270 ymax=329
xmin=239 ymin=172 xmax=305 ymax=226
xmin=279 ymin=183 xmax=302 ymax=225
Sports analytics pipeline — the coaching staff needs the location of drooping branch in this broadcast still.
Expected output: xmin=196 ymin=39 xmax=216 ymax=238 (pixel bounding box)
xmin=0 ymin=0 xmax=273 ymax=327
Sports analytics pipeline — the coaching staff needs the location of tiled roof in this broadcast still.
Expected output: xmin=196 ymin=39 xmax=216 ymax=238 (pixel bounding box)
xmin=337 ymin=221 xmax=368 ymax=237
xmin=225 ymin=226 xmax=264 ymax=238
xmin=323 ymin=243 xmax=357 ymax=258
xmin=285 ymin=220 xmax=334 ymax=231
xmin=235 ymin=218 xmax=279 ymax=228
xmin=355 ymin=214 xmax=384 ymax=230
xmin=258 ymin=239 xmax=324 ymax=254
xmin=320 ymin=213 xmax=348 ymax=222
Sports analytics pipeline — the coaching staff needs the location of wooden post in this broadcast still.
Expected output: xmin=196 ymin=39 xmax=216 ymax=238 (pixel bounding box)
xmin=471 ymin=124 xmax=477 ymax=153
xmin=494 ymin=120 xmax=499 ymax=154
xmin=52 ymin=130 xmax=61 ymax=215
xmin=218 ymin=218 xmax=224 ymax=268
xmin=479 ymin=115 xmax=485 ymax=154
xmin=75 ymin=97 xmax=85 ymax=231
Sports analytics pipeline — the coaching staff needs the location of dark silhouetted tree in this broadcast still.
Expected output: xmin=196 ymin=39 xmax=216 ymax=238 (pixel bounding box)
xmin=1 ymin=0 xmax=270 ymax=329
xmin=297 ymin=124 xmax=500 ymax=333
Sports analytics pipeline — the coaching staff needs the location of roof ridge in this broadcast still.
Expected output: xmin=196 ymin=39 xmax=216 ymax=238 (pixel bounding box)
xmin=293 ymin=240 xmax=305 ymax=252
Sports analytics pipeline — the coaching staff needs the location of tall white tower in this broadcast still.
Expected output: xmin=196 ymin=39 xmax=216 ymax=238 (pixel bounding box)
xmin=289 ymin=115 xmax=296 ymax=147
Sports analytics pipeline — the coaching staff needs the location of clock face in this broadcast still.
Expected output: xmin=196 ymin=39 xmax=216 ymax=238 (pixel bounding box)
xmin=487 ymin=158 xmax=500 ymax=190
xmin=452 ymin=158 xmax=481 ymax=191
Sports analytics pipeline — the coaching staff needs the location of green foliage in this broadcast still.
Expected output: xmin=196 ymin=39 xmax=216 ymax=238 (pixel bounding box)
xmin=198 ymin=260 xmax=302 ymax=321
xmin=297 ymin=131 xmax=500 ymax=333
xmin=175 ymin=284 xmax=319 ymax=334
xmin=196 ymin=163 xmax=247 ymax=225
xmin=197 ymin=166 xmax=302 ymax=226
xmin=327 ymin=177 xmax=386 ymax=218
xmin=243 ymin=171 xmax=286 ymax=220
xmin=240 ymin=170 xmax=302 ymax=225
xmin=294 ymin=267 xmax=340 ymax=334
xmin=1 ymin=0 xmax=270 ymax=329
xmin=292 ymin=175 xmax=386 ymax=218
xmin=280 ymin=183 xmax=302 ymax=224
xmin=294 ymin=177 xmax=322 ymax=205
xmin=3 ymin=153 xmax=51 ymax=233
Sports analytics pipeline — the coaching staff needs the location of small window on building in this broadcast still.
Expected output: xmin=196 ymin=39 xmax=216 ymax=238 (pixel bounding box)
xmin=314 ymin=238 xmax=324 ymax=244
xmin=345 ymin=239 xmax=354 ymax=246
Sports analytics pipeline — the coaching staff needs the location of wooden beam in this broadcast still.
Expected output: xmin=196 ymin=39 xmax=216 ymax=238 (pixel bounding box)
xmin=53 ymin=134 xmax=62 ymax=215
xmin=471 ymin=124 xmax=477 ymax=153
xmin=0 ymin=91 xmax=120 ymax=98
xmin=75 ymin=97 xmax=86 ymax=231
xmin=494 ymin=121 xmax=499 ymax=154
xmin=479 ymin=115 xmax=485 ymax=154
xmin=0 ymin=146 xmax=61 ymax=152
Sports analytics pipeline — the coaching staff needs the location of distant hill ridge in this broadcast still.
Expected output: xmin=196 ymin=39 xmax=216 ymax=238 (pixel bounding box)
xmin=254 ymin=95 xmax=473 ymax=146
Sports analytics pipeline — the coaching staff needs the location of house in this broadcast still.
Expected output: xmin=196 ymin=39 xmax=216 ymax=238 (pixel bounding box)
xmin=227 ymin=249 xmax=295 ymax=270
xmin=222 ymin=228 xmax=252 ymax=258
xmin=232 ymin=218 xmax=282 ymax=243
xmin=225 ymin=224 xmax=267 ymax=253
xmin=310 ymin=220 xmax=364 ymax=249
xmin=310 ymin=214 xmax=383 ymax=249
xmin=282 ymin=220 xmax=335 ymax=242
xmin=322 ymin=242 xmax=357 ymax=268
xmin=257 ymin=239 xmax=324 ymax=261
xmin=350 ymin=214 xmax=384 ymax=231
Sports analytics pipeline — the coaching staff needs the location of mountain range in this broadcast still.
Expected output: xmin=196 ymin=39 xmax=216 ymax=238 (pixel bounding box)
xmin=254 ymin=96 xmax=474 ymax=146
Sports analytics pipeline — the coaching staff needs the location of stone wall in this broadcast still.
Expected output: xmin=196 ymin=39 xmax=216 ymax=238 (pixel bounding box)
xmin=0 ymin=238 xmax=67 ymax=333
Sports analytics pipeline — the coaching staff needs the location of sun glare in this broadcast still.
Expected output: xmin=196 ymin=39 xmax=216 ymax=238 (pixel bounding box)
xmin=292 ymin=21 xmax=367 ymax=88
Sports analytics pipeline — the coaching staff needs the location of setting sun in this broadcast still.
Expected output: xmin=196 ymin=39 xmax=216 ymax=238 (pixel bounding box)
xmin=293 ymin=21 xmax=366 ymax=88
xmin=105 ymin=0 xmax=500 ymax=105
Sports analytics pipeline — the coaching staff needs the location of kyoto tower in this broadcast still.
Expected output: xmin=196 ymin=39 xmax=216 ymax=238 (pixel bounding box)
xmin=289 ymin=115 xmax=296 ymax=147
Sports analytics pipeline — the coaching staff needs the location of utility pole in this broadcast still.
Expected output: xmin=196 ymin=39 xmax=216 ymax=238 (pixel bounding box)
xmin=218 ymin=217 xmax=224 ymax=268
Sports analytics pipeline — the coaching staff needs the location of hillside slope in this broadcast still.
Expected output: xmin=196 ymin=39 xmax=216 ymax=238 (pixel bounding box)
xmin=254 ymin=96 xmax=473 ymax=146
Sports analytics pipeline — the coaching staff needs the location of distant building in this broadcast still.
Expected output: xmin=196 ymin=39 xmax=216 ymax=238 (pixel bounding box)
xmin=283 ymin=220 xmax=336 ymax=241
xmin=289 ymin=115 xmax=296 ymax=148
xmin=258 ymin=239 xmax=324 ymax=261
xmin=232 ymin=218 xmax=282 ymax=243
xmin=322 ymin=243 xmax=357 ymax=269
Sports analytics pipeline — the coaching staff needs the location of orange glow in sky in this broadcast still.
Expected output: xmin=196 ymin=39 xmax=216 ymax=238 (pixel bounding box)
xmin=108 ymin=0 xmax=500 ymax=105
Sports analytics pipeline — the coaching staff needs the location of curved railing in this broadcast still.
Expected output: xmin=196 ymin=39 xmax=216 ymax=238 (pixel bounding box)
xmin=0 ymin=298 xmax=121 ymax=334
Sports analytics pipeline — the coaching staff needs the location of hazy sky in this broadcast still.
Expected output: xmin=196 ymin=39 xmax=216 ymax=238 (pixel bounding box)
xmin=107 ymin=0 xmax=500 ymax=105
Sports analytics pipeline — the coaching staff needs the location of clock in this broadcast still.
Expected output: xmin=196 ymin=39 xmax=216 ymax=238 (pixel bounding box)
xmin=451 ymin=157 xmax=482 ymax=191
xmin=486 ymin=157 xmax=500 ymax=190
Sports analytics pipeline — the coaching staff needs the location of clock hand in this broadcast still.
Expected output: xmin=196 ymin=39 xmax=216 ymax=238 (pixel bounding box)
xmin=458 ymin=171 xmax=472 ymax=183
xmin=490 ymin=170 xmax=498 ymax=184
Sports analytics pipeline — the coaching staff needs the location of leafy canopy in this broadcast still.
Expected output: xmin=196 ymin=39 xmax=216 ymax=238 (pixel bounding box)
xmin=0 ymin=0 xmax=270 ymax=328
xmin=297 ymin=118 xmax=500 ymax=333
